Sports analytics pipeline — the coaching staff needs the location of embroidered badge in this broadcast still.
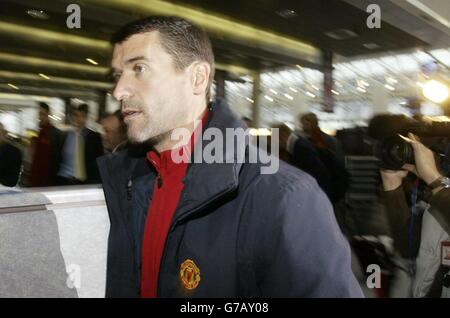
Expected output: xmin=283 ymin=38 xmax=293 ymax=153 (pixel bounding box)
xmin=180 ymin=259 xmax=201 ymax=290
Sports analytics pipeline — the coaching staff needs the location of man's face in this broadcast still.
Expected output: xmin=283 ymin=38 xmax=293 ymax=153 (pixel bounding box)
xmin=111 ymin=32 xmax=193 ymax=143
xmin=39 ymin=108 xmax=49 ymax=127
xmin=101 ymin=116 xmax=126 ymax=151
xmin=72 ymin=110 xmax=87 ymax=129
xmin=301 ymin=118 xmax=313 ymax=134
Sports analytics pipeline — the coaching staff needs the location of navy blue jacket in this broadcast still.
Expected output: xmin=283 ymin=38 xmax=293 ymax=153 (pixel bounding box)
xmin=97 ymin=103 xmax=363 ymax=298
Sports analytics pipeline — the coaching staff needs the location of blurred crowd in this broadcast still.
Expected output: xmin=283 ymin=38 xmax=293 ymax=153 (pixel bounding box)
xmin=269 ymin=109 xmax=450 ymax=298
xmin=0 ymin=100 xmax=449 ymax=297
xmin=0 ymin=102 xmax=127 ymax=188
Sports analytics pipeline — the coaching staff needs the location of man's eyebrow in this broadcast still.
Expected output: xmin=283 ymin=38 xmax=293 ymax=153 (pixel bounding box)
xmin=125 ymin=56 xmax=151 ymax=64
xmin=110 ymin=56 xmax=150 ymax=74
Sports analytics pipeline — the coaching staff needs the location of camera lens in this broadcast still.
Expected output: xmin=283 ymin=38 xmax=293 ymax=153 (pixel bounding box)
xmin=379 ymin=135 xmax=415 ymax=170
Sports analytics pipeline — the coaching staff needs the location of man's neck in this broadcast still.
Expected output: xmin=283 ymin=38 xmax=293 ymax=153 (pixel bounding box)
xmin=153 ymin=105 xmax=208 ymax=153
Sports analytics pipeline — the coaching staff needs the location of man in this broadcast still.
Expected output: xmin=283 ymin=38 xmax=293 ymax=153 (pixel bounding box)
xmin=29 ymin=102 xmax=64 ymax=187
xmin=100 ymin=110 xmax=128 ymax=153
xmin=275 ymin=123 xmax=333 ymax=200
xmin=299 ymin=112 xmax=344 ymax=162
xmin=299 ymin=112 xmax=348 ymax=203
xmin=58 ymin=104 xmax=104 ymax=184
xmin=0 ymin=123 xmax=22 ymax=187
xmin=98 ymin=16 xmax=362 ymax=298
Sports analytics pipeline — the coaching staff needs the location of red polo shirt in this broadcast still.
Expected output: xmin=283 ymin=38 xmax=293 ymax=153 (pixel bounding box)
xmin=140 ymin=111 xmax=208 ymax=298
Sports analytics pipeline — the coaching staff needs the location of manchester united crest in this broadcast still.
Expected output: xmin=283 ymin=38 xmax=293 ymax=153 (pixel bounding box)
xmin=179 ymin=259 xmax=201 ymax=290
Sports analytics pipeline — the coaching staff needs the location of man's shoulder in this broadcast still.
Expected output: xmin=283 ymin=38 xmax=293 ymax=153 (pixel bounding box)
xmin=98 ymin=148 xmax=129 ymax=168
xmin=240 ymin=158 xmax=322 ymax=200
xmin=237 ymin=158 xmax=334 ymax=241
xmin=97 ymin=147 xmax=150 ymax=181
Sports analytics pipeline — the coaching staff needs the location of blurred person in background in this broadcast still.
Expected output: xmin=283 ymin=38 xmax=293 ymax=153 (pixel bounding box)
xmin=298 ymin=113 xmax=348 ymax=203
xmin=299 ymin=112 xmax=345 ymax=163
xmin=275 ymin=123 xmax=333 ymax=200
xmin=0 ymin=123 xmax=22 ymax=187
xmin=242 ymin=116 xmax=252 ymax=128
xmin=28 ymin=102 xmax=64 ymax=187
xmin=57 ymin=104 xmax=103 ymax=185
xmin=100 ymin=110 xmax=128 ymax=153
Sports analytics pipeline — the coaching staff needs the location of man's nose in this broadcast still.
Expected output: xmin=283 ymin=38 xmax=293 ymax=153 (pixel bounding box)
xmin=113 ymin=76 xmax=132 ymax=101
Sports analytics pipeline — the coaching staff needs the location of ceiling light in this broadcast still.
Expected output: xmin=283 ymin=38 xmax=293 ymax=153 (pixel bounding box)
xmin=331 ymin=90 xmax=340 ymax=95
xmin=289 ymin=87 xmax=298 ymax=93
xmin=385 ymin=84 xmax=395 ymax=91
xmin=264 ymin=95 xmax=274 ymax=102
xmin=269 ymin=89 xmax=278 ymax=95
xmin=284 ymin=93 xmax=294 ymax=100
xmin=363 ymin=43 xmax=381 ymax=50
xmin=325 ymin=29 xmax=358 ymax=40
xmin=311 ymin=85 xmax=319 ymax=91
xmin=386 ymin=77 xmax=398 ymax=85
xmin=359 ymin=79 xmax=370 ymax=87
xmin=306 ymin=91 xmax=316 ymax=98
xmin=86 ymin=58 xmax=98 ymax=65
xmin=246 ymin=97 xmax=254 ymax=103
xmin=26 ymin=9 xmax=49 ymax=20
xmin=422 ymin=79 xmax=449 ymax=103
xmin=296 ymin=65 xmax=303 ymax=70
xmin=38 ymin=73 xmax=50 ymax=79
xmin=7 ymin=83 xmax=19 ymax=90
xmin=276 ymin=9 xmax=298 ymax=19
xmin=357 ymin=87 xmax=366 ymax=93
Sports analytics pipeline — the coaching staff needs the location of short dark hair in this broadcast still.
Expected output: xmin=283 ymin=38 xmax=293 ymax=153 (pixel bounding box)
xmin=368 ymin=114 xmax=415 ymax=140
xmin=76 ymin=104 xmax=89 ymax=116
xmin=300 ymin=113 xmax=318 ymax=126
xmin=111 ymin=16 xmax=215 ymax=101
xmin=39 ymin=102 xmax=50 ymax=113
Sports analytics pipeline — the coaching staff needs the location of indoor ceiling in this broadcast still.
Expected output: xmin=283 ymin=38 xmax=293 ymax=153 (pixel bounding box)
xmin=0 ymin=0 xmax=448 ymax=101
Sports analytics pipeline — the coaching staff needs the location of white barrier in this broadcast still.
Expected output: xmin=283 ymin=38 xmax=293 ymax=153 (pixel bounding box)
xmin=0 ymin=185 xmax=109 ymax=298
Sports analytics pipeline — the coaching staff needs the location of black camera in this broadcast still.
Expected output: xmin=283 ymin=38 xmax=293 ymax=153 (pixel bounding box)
xmin=373 ymin=135 xmax=415 ymax=170
xmin=368 ymin=115 xmax=450 ymax=170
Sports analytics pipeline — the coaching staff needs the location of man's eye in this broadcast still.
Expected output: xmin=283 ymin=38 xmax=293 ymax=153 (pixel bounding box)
xmin=134 ymin=64 xmax=146 ymax=73
xmin=112 ymin=73 xmax=121 ymax=82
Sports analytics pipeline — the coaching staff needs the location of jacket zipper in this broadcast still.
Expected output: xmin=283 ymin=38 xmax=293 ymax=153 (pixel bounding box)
xmin=156 ymin=184 xmax=237 ymax=296
xmin=157 ymin=174 xmax=163 ymax=188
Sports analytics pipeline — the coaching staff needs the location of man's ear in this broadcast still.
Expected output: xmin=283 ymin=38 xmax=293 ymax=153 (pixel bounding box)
xmin=190 ymin=61 xmax=211 ymax=96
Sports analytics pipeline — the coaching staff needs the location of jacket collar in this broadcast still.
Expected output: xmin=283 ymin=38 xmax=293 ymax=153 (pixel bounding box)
xmin=169 ymin=101 xmax=247 ymax=226
xmin=100 ymin=101 xmax=247 ymax=225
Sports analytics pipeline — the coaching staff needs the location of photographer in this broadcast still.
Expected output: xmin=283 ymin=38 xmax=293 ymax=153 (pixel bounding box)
xmin=380 ymin=133 xmax=450 ymax=298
